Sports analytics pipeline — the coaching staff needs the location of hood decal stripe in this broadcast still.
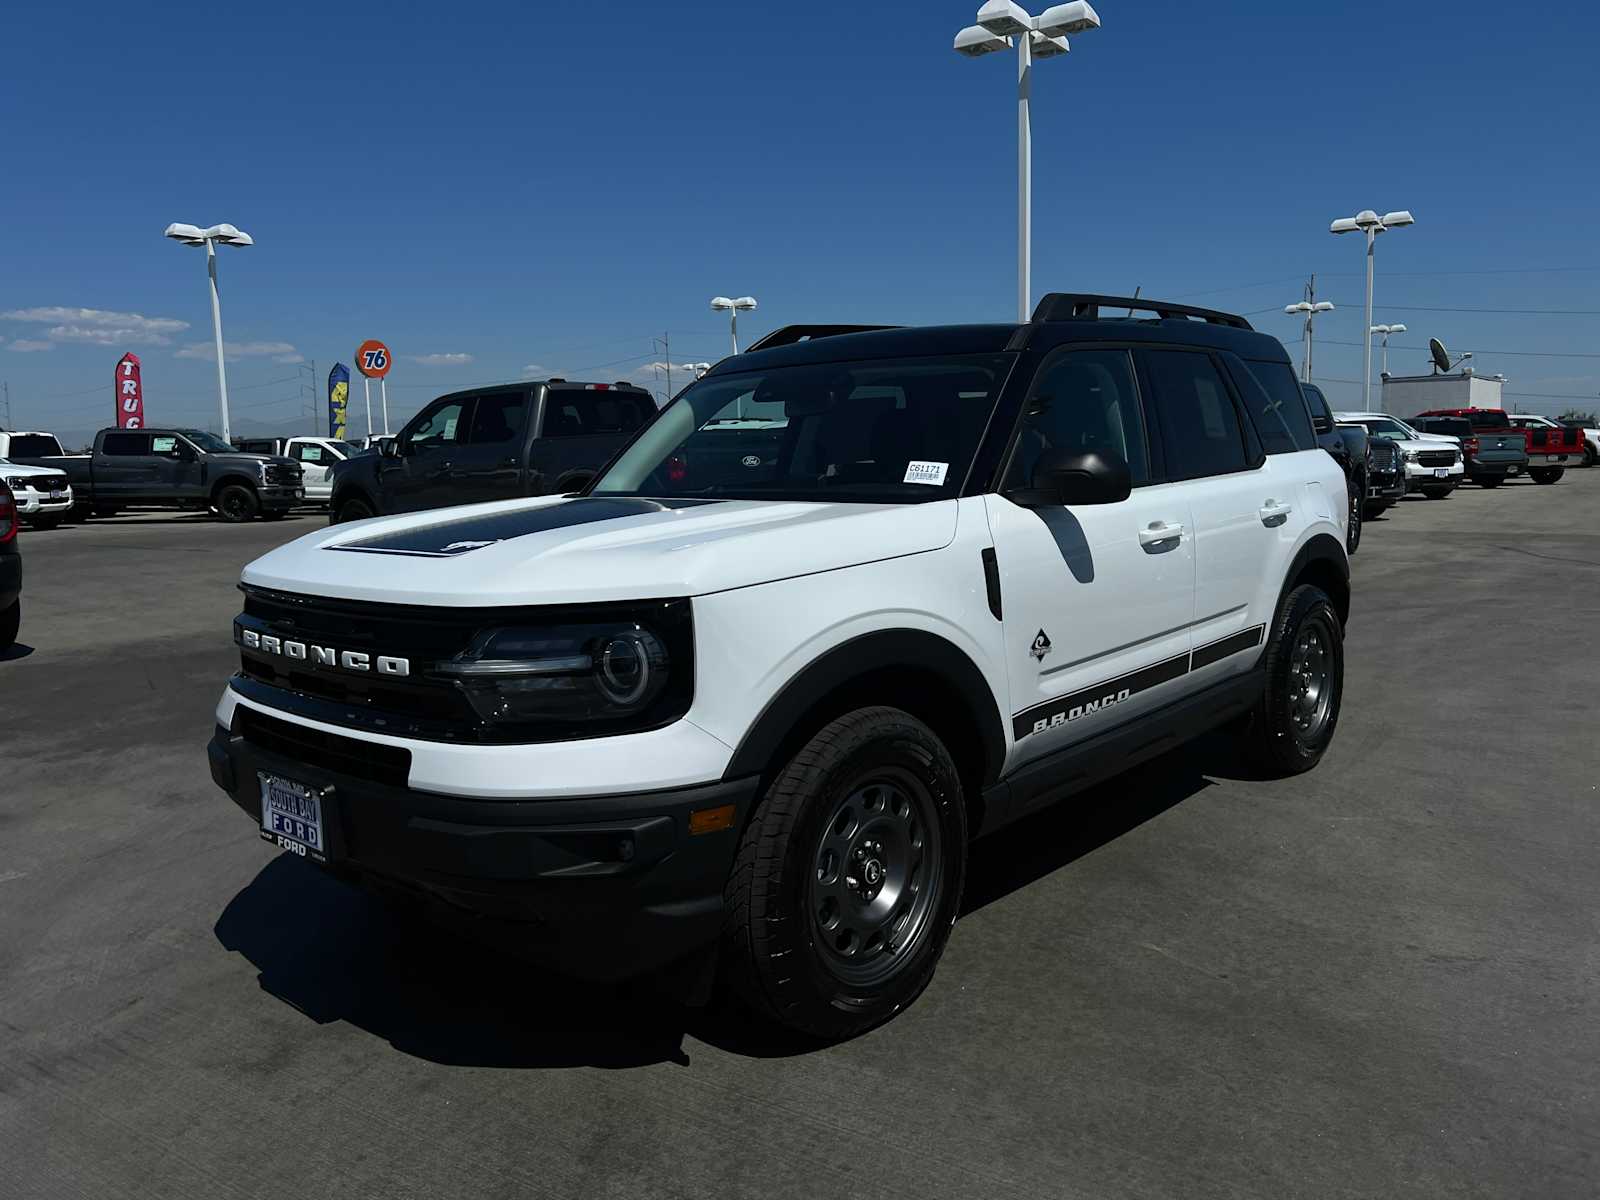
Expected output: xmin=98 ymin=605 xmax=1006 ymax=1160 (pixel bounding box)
xmin=328 ymin=497 xmax=719 ymax=558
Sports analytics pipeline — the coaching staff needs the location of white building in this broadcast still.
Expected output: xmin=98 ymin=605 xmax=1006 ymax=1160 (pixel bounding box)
xmin=1382 ymin=370 xmax=1505 ymax=421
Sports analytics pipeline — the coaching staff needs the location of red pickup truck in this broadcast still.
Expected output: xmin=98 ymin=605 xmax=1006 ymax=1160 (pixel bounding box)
xmin=1415 ymin=407 xmax=1581 ymax=485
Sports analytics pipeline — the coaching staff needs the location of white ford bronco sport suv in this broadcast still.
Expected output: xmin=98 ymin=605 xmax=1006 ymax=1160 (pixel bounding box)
xmin=208 ymin=294 xmax=1351 ymax=1039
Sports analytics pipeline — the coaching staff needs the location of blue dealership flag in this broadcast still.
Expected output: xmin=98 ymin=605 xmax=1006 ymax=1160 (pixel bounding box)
xmin=328 ymin=363 xmax=350 ymax=439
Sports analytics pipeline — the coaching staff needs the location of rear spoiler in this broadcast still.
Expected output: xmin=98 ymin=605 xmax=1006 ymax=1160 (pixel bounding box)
xmin=743 ymin=324 xmax=899 ymax=353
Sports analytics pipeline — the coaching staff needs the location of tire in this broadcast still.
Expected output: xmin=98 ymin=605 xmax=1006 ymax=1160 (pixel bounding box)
xmin=66 ymin=505 xmax=90 ymax=524
xmin=332 ymin=495 xmax=375 ymax=524
xmin=214 ymin=484 xmax=260 ymax=523
xmin=1421 ymin=486 xmax=1453 ymax=500
xmin=1476 ymin=476 xmax=1502 ymax=489
xmin=29 ymin=513 xmax=63 ymax=530
xmin=1529 ymin=468 xmax=1564 ymax=485
xmin=1345 ymin=474 xmax=1363 ymax=555
xmin=1241 ymin=585 xmax=1344 ymax=775
xmin=1361 ymin=500 xmax=1385 ymax=521
xmin=92 ymin=505 xmax=120 ymax=518
xmin=721 ymin=706 xmax=968 ymax=1041
xmin=0 ymin=599 xmax=18 ymax=653
xmin=1584 ymin=445 xmax=1597 ymax=468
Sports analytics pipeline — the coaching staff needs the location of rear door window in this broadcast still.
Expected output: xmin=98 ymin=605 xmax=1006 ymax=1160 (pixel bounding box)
xmin=1141 ymin=350 xmax=1251 ymax=479
xmin=467 ymin=392 xmax=530 ymax=445
xmin=542 ymin=391 xmax=654 ymax=438
xmin=101 ymin=433 xmax=150 ymax=456
xmin=1236 ymin=359 xmax=1315 ymax=453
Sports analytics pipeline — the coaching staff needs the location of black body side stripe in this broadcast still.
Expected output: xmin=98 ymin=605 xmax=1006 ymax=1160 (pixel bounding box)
xmin=1190 ymin=625 xmax=1266 ymax=671
xmin=1012 ymin=624 xmax=1267 ymax=741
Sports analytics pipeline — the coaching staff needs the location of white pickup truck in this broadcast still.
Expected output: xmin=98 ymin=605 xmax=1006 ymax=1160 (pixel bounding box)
xmin=233 ymin=436 xmax=360 ymax=506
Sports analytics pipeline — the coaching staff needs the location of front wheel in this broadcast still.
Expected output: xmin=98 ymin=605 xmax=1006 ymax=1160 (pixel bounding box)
xmin=29 ymin=513 xmax=63 ymax=531
xmin=214 ymin=484 xmax=260 ymax=523
xmin=1241 ymin=585 xmax=1344 ymax=775
xmin=0 ymin=599 xmax=18 ymax=653
xmin=1529 ymin=467 xmax=1564 ymax=485
xmin=332 ymin=495 xmax=375 ymax=524
xmin=1421 ymin=485 xmax=1454 ymax=500
xmin=722 ymin=707 xmax=968 ymax=1040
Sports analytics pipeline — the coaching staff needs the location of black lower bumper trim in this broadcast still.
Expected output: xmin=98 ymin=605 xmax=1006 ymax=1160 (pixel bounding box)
xmin=210 ymin=723 xmax=759 ymax=980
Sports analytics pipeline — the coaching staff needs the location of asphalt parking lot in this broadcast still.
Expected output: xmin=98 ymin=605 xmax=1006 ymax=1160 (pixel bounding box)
xmin=2 ymin=478 xmax=1596 ymax=1200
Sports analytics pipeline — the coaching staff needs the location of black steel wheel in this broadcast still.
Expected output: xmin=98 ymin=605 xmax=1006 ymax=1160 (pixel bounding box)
xmin=1241 ymin=585 xmax=1344 ymax=775
xmin=722 ymin=706 xmax=967 ymax=1040
xmin=214 ymin=484 xmax=259 ymax=523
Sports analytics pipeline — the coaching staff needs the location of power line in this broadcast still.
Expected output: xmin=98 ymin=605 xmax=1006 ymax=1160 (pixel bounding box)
xmin=1319 ymin=338 xmax=1600 ymax=361
xmin=1329 ymin=302 xmax=1600 ymax=316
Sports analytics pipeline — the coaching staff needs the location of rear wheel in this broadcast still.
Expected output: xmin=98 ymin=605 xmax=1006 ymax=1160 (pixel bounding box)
xmin=0 ymin=599 xmax=18 ymax=653
xmin=333 ymin=495 xmax=375 ymax=524
xmin=1242 ymin=585 xmax=1344 ymax=775
xmin=721 ymin=706 xmax=967 ymax=1040
xmin=1584 ymin=444 xmax=1597 ymax=467
xmin=1529 ymin=467 xmax=1564 ymax=485
xmin=214 ymin=484 xmax=259 ymax=523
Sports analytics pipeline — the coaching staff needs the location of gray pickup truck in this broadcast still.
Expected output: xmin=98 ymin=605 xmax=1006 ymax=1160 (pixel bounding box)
xmin=14 ymin=427 xmax=303 ymax=522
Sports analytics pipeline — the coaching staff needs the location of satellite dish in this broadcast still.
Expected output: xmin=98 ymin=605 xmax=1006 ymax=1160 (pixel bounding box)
xmin=1429 ymin=338 xmax=1452 ymax=374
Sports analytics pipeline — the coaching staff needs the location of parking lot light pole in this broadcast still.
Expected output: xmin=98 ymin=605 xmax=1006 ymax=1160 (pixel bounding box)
xmin=710 ymin=296 xmax=758 ymax=357
xmin=164 ymin=222 xmax=254 ymax=443
xmin=1285 ymin=299 xmax=1335 ymax=384
xmin=955 ymin=2 xmax=1102 ymax=322
xmin=1372 ymin=323 xmax=1407 ymax=379
xmin=1331 ymin=209 xmax=1414 ymax=411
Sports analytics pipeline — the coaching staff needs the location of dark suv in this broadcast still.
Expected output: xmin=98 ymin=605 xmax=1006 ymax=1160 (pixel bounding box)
xmin=328 ymin=380 xmax=657 ymax=523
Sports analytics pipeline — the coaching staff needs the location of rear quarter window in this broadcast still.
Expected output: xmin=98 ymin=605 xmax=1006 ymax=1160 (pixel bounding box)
xmin=1237 ymin=359 xmax=1316 ymax=453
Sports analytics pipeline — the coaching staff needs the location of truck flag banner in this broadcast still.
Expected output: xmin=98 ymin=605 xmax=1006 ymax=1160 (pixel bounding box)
xmin=328 ymin=363 xmax=350 ymax=440
xmin=115 ymin=353 xmax=145 ymax=429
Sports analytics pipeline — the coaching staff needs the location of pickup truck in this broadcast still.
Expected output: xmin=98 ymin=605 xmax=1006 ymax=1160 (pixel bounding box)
xmin=0 ymin=431 xmax=69 ymax=460
xmin=1302 ymin=384 xmax=1370 ymax=553
xmin=233 ymin=436 xmax=359 ymax=506
xmin=12 ymin=427 xmax=303 ymax=522
xmin=1416 ymin=408 xmax=1572 ymax=485
xmin=1505 ymin=413 xmax=1586 ymax=482
xmin=1557 ymin=419 xmax=1599 ymax=466
xmin=1408 ymin=413 xmax=1528 ymax=488
xmin=1335 ymin=411 xmax=1463 ymax=501
xmin=328 ymin=379 xmax=656 ymax=523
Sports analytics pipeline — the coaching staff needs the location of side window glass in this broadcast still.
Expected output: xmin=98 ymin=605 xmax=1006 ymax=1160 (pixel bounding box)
xmin=1237 ymin=360 xmax=1315 ymax=453
xmin=467 ymin=393 xmax=528 ymax=446
xmin=151 ymin=436 xmax=181 ymax=458
xmin=101 ymin=433 xmax=148 ymax=456
xmin=408 ymin=399 xmax=469 ymax=449
xmin=1005 ymin=349 xmax=1150 ymax=491
xmin=296 ymin=444 xmax=325 ymax=463
xmin=542 ymin=393 xmax=649 ymax=438
xmin=1144 ymin=351 xmax=1250 ymax=480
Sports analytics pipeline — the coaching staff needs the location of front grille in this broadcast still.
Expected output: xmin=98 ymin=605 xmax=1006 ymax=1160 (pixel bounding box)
xmin=14 ymin=476 xmax=67 ymax=493
xmin=235 ymin=705 xmax=411 ymax=787
xmin=264 ymin=464 xmax=301 ymax=486
xmin=1417 ymin=450 xmax=1455 ymax=467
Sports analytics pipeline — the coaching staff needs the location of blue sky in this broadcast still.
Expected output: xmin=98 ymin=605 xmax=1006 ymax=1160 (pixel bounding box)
xmin=3 ymin=0 xmax=1598 ymax=443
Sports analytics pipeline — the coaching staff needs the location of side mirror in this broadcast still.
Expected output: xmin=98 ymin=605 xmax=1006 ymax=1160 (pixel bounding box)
xmin=379 ymin=438 xmax=402 ymax=460
xmin=177 ymin=443 xmax=198 ymax=462
xmin=1010 ymin=449 xmax=1132 ymax=508
xmin=1311 ymin=411 xmax=1335 ymax=435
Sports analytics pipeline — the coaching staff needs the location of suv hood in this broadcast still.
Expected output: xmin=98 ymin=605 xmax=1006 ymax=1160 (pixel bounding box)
xmin=0 ymin=459 xmax=69 ymax=477
xmin=240 ymin=495 xmax=960 ymax=605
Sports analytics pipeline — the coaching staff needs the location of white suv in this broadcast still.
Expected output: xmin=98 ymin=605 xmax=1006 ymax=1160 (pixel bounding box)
xmin=1334 ymin=412 xmax=1463 ymax=499
xmin=207 ymin=295 xmax=1351 ymax=1038
xmin=0 ymin=459 xmax=73 ymax=529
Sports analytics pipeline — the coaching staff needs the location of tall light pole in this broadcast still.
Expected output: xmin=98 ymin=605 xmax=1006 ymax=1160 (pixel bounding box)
xmin=1330 ymin=209 xmax=1414 ymax=412
xmin=1285 ymin=298 xmax=1335 ymax=384
xmin=1372 ymin=323 xmax=1407 ymax=380
xmin=165 ymin=222 xmax=254 ymax=443
xmin=955 ymin=2 xmax=1103 ymax=322
xmin=710 ymin=296 xmax=758 ymax=356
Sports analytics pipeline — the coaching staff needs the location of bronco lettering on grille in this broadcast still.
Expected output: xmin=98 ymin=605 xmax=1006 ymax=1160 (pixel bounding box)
xmin=239 ymin=625 xmax=409 ymax=677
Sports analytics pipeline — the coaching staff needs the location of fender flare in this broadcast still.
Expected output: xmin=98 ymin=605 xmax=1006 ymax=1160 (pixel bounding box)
xmin=722 ymin=629 xmax=1007 ymax=786
xmin=209 ymin=474 xmax=259 ymax=500
xmin=1280 ymin=532 xmax=1350 ymax=625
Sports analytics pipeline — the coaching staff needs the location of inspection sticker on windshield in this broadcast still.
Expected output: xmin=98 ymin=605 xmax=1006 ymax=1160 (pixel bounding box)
xmin=904 ymin=461 xmax=949 ymax=486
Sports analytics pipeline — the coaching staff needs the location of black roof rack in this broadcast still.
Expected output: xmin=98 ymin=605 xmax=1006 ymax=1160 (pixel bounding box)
xmin=744 ymin=324 xmax=901 ymax=353
xmin=1031 ymin=293 xmax=1253 ymax=331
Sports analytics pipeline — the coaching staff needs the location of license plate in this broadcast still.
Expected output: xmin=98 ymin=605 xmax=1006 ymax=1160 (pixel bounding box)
xmin=1434 ymin=468 xmax=1450 ymax=478
xmin=258 ymin=771 xmax=326 ymax=861
xmin=49 ymin=489 xmax=63 ymax=500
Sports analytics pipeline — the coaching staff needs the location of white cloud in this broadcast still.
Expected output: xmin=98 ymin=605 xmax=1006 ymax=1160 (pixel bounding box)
xmin=176 ymin=340 xmax=301 ymax=363
xmin=521 ymin=363 xmax=546 ymax=376
xmin=410 ymin=352 xmax=474 ymax=366
xmin=1 ymin=306 xmax=189 ymax=346
xmin=7 ymin=339 xmax=53 ymax=353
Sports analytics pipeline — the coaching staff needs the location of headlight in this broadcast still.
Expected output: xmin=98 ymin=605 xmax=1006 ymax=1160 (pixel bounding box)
xmin=429 ymin=601 xmax=693 ymax=735
xmin=1404 ymin=450 xmax=1420 ymax=463
xmin=6 ymin=477 xmax=29 ymax=491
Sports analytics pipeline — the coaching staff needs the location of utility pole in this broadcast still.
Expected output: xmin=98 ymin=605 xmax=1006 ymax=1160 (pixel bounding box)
xmin=1 ymin=381 xmax=9 ymax=428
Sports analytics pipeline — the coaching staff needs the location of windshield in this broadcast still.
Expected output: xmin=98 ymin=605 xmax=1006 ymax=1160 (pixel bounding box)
xmin=1357 ymin=418 xmax=1413 ymax=440
xmin=6 ymin=434 xmax=63 ymax=457
xmin=592 ymin=354 xmax=1013 ymax=503
xmin=327 ymin=440 xmax=358 ymax=457
xmin=178 ymin=429 xmax=237 ymax=454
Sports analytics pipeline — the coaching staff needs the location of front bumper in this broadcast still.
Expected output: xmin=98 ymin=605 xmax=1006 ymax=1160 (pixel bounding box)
xmin=208 ymin=717 xmax=759 ymax=980
xmin=1369 ymin=472 xmax=1406 ymax=502
xmin=1404 ymin=461 xmax=1463 ymax=491
xmin=259 ymin=485 xmax=303 ymax=510
xmin=0 ymin=550 xmax=19 ymax=609
xmin=12 ymin=489 xmax=72 ymax=515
